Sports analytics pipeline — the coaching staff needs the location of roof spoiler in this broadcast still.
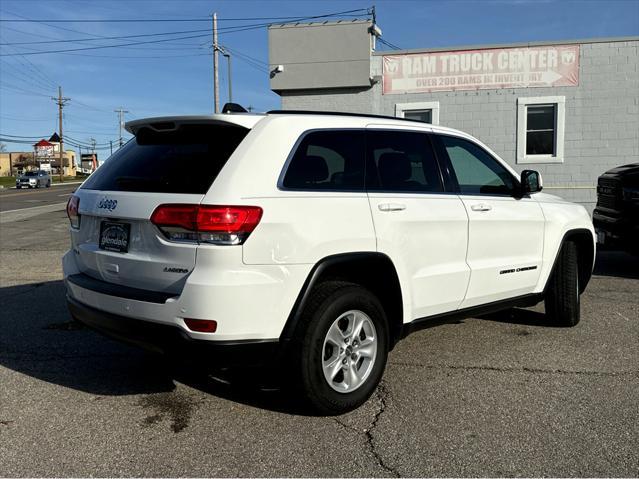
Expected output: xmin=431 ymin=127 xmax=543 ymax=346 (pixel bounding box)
xmin=125 ymin=114 xmax=263 ymax=134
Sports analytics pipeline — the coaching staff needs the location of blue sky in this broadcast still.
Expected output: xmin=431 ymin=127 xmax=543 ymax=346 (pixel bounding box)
xmin=1 ymin=0 xmax=638 ymax=155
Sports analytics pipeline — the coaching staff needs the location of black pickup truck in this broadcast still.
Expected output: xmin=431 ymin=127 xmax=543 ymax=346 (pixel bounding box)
xmin=593 ymin=163 xmax=639 ymax=255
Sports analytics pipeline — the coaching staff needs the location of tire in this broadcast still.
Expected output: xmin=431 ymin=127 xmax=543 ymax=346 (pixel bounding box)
xmin=35 ymin=181 xmax=40 ymax=188
xmin=46 ymin=180 xmax=51 ymax=188
xmin=545 ymin=241 xmax=580 ymax=327
xmin=288 ymin=281 xmax=389 ymax=415
xmin=16 ymin=186 xmax=21 ymax=189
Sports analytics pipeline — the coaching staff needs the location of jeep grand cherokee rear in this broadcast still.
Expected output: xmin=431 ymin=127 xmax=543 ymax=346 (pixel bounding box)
xmin=63 ymin=116 xmax=305 ymax=366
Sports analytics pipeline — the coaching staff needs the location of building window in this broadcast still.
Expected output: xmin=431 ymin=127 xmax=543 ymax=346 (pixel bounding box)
xmin=517 ymin=96 xmax=565 ymax=164
xmin=395 ymin=101 xmax=440 ymax=125
xmin=404 ymin=110 xmax=432 ymax=123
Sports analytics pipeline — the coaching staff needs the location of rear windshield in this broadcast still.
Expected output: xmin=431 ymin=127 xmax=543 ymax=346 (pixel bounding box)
xmin=81 ymin=124 xmax=249 ymax=194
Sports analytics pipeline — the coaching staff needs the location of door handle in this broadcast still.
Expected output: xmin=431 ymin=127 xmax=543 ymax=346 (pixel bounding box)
xmin=378 ymin=203 xmax=406 ymax=212
xmin=470 ymin=203 xmax=492 ymax=212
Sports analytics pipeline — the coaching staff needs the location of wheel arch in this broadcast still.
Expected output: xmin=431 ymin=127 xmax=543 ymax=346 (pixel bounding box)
xmin=545 ymin=228 xmax=595 ymax=294
xmin=279 ymin=252 xmax=405 ymax=349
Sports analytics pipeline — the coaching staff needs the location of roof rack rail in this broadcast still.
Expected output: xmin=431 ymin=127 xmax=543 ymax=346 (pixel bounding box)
xmin=266 ymin=109 xmax=428 ymax=124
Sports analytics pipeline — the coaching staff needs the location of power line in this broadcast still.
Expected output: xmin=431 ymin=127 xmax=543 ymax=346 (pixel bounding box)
xmin=378 ymin=38 xmax=402 ymax=50
xmin=0 ymin=9 xmax=370 ymax=23
xmin=0 ymin=9 xmax=373 ymax=57
xmin=0 ymin=81 xmax=52 ymax=98
xmin=0 ymin=27 xmax=212 ymax=46
xmin=1 ymin=13 xmax=205 ymax=52
xmin=0 ymin=115 xmax=50 ymax=122
xmin=0 ymin=46 xmax=58 ymax=88
xmin=0 ymin=32 xmax=212 ymax=56
xmin=220 ymin=46 xmax=269 ymax=74
xmin=0 ymin=133 xmax=49 ymax=138
xmin=0 ymin=59 xmax=56 ymax=92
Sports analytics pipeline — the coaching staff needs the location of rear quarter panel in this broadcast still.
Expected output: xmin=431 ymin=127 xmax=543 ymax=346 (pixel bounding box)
xmin=202 ymin=116 xmax=377 ymax=265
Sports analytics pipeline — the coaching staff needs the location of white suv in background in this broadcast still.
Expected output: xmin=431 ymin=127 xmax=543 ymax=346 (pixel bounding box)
xmin=63 ymin=109 xmax=595 ymax=414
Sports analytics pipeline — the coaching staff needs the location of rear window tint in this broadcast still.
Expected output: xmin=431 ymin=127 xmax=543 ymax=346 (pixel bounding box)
xmin=366 ymin=130 xmax=443 ymax=193
xmin=282 ymin=130 xmax=365 ymax=191
xmin=81 ymin=124 xmax=248 ymax=194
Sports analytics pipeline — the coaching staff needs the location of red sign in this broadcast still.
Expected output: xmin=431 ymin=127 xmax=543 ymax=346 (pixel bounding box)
xmin=383 ymin=45 xmax=579 ymax=94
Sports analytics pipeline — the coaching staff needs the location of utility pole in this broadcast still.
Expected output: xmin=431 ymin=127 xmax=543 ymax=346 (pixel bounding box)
xmin=212 ymin=12 xmax=219 ymax=113
xmin=110 ymin=140 xmax=113 ymax=156
xmin=52 ymin=86 xmax=70 ymax=183
xmin=114 ymin=108 xmax=129 ymax=148
xmin=221 ymin=49 xmax=232 ymax=103
xmin=90 ymin=138 xmax=96 ymax=154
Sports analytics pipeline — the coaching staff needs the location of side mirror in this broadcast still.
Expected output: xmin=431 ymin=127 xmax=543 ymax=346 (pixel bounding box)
xmin=521 ymin=169 xmax=543 ymax=194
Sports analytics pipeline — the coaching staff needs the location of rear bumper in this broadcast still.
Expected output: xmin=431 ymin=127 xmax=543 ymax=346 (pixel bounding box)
xmin=62 ymin=248 xmax=310 ymax=341
xmin=67 ymin=295 xmax=280 ymax=368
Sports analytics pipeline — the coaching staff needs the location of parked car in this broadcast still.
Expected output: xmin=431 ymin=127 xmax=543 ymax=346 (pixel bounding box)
xmin=592 ymin=163 xmax=639 ymax=255
xmin=16 ymin=170 xmax=51 ymax=189
xmin=63 ymin=110 xmax=595 ymax=414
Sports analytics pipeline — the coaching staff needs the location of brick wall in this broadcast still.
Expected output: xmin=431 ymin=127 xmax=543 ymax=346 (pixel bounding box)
xmin=281 ymin=39 xmax=639 ymax=213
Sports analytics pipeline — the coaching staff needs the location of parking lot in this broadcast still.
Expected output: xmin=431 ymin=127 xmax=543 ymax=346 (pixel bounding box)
xmin=0 ymin=191 xmax=637 ymax=477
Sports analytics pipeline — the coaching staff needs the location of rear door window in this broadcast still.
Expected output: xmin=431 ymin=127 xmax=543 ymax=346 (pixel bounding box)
xmin=81 ymin=124 xmax=249 ymax=194
xmin=281 ymin=130 xmax=365 ymax=191
xmin=366 ymin=130 xmax=443 ymax=193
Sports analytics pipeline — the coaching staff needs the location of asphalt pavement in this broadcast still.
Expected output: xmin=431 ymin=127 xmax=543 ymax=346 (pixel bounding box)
xmin=0 ymin=183 xmax=79 ymax=212
xmin=0 ymin=206 xmax=637 ymax=477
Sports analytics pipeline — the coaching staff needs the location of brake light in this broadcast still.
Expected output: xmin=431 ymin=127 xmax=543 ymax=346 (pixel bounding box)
xmin=66 ymin=195 xmax=80 ymax=229
xmin=150 ymin=204 xmax=262 ymax=245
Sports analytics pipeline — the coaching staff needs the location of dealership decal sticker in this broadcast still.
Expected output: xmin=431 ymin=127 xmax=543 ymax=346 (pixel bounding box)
xmin=383 ymin=45 xmax=579 ymax=94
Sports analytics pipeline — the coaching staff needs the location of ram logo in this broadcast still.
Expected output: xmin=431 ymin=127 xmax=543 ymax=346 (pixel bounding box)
xmin=561 ymin=50 xmax=576 ymax=65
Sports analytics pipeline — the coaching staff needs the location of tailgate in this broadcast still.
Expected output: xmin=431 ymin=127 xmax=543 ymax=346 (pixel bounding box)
xmin=72 ymin=190 xmax=202 ymax=294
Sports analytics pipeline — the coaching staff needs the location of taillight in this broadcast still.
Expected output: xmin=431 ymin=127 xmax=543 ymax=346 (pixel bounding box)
xmin=66 ymin=195 xmax=80 ymax=229
xmin=150 ymin=204 xmax=262 ymax=245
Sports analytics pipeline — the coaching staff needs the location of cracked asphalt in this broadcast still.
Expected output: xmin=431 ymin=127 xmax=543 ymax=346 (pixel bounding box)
xmin=1 ymin=210 xmax=638 ymax=477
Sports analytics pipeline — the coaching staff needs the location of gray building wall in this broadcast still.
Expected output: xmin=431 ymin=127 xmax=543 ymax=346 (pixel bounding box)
xmin=280 ymin=38 xmax=639 ymax=213
xmin=268 ymin=21 xmax=373 ymax=91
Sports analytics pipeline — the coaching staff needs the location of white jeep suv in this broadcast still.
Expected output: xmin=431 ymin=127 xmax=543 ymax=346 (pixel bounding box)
xmin=63 ymin=110 xmax=595 ymax=414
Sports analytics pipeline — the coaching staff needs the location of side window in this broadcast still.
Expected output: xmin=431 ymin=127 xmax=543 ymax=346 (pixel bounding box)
xmin=438 ymin=135 xmax=516 ymax=196
xmin=282 ymin=130 xmax=365 ymax=191
xmin=366 ymin=130 xmax=443 ymax=193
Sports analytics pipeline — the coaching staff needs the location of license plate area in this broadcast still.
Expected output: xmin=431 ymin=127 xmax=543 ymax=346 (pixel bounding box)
xmin=99 ymin=221 xmax=131 ymax=253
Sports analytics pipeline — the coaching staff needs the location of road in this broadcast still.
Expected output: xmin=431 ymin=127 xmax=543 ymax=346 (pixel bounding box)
xmin=0 ymin=206 xmax=637 ymax=477
xmin=0 ymin=183 xmax=78 ymax=212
